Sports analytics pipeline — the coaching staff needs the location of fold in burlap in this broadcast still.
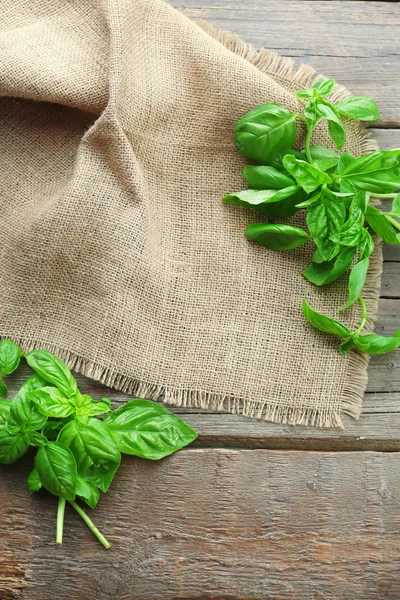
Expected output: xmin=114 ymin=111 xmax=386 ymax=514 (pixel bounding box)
xmin=0 ymin=0 xmax=381 ymax=427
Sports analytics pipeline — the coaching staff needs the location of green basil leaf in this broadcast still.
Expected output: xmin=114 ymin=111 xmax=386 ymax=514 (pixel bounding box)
xmin=295 ymin=78 xmax=335 ymax=100
xmin=23 ymin=430 xmax=48 ymax=447
xmin=222 ymin=186 xmax=300 ymax=214
xmin=353 ymin=334 xmax=400 ymax=355
xmin=313 ymin=78 xmax=336 ymax=96
xmin=10 ymin=375 xmax=49 ymax=430
xmin=26 ymin=350 xmax=78 ymax=398
xmin=334 ymin=96 xmax=381 ymax=122
xmin=365 ymin=205 xmax=400 ymax=245
xmin=303 ymin=245 xmax=357 ymax=286
xmin=390 ymin=193 xmax=400 ymax=218
xmin=315 ymin=102 xmax=346 ymax=149
xmin=103 ymin=400 xmax=198 ymax=460
xmin=76 ymin=476 xmax=100 ymax=509
xmin=58 ymin=418 xmax=121 ymax=493
xmin=282 ymin=155 xmax=332 ymax=193
xmin=27 ymin=467 xmax=43 ymax=494
xmin=330 ymin=221 xmax=363 ymax=247
xmin=0 ymin=380 xmax=8 ymax=399
xmin=329 ymin=191 xmax=368 ymax=248
xmin=0 ymin=427 xmax=29 ymax=464
xmin=0 ymin=400 xmax=11 ymax=424
xmin=88 ymin=397 xmax=112 ymax=416
xmin=295 ymin=89 xmax=315 ymax=101
xmin=262 ymin=189 xmax=306 ymax=219
xmin=245 ymin=223 xmax=310 ymax=250
xmin=242 ymin=165 xmax=294 ymax=190
xmin=309 ymin=146 xmax=340 ymax=163
xmin=234 ymin=103 xmax=297 ymax=163
xmin=303 ymin=298 xmax=351 ymax=337
xmin=337 ymin=149 xmax=400 ymax=194
xmin=35 ymin=441 xmax=77 ymax=501
xmin=339 ymin=337 xmax=355 ymax=357
xmin=269 ymin=149 xmax=306 ymax=172
xmin=341 ymin=257 xmax=369 ymax=310
xmin=29 ymin=386 xmax=75 ymax=419
xmin=0 ymin=340 xmax=21 ymax=377
xmin=306 ymin=192 xmax=346 ymax=260
xmin=295 ymin=193 xmax=321 ymax=209
xmin=359 ymin=229 xmax=374 ymax=260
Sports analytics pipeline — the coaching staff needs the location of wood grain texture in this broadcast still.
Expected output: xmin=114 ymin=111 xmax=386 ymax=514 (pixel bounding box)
xmin=1 ymin=449 xmax=400 ymax=600
xmin=170 ymin=0 xmax=400 ymax=126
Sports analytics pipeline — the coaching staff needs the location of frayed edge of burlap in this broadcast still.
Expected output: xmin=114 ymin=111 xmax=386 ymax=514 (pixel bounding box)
xmin=0 ymin=335 xmax=344 ymax=428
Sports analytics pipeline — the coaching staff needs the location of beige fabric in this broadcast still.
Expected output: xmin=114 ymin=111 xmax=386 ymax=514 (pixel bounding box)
xmin=0 ymin=0 xmax=381 ymax=427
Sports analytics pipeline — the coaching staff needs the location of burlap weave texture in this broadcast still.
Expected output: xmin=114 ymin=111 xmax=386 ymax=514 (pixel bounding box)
xmin=0 ymin=0 xmax=381 ymax=427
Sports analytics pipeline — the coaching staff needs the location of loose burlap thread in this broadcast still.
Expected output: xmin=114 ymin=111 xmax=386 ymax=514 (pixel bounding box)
xmin=0 ymin=0 xmax=381 ymax=428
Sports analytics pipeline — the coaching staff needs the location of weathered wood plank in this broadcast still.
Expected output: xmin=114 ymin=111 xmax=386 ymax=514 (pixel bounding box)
xmin=1 ymin=449 xmax=400 ymax=600
xmin=170 ymin=0 xmax=400 ymax=127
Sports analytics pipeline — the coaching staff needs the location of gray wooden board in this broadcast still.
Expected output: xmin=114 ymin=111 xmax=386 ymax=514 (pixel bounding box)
xmin=170 ymin=0 xmax=400 ymax=126
xmin=1 ymin=449 xmax=400 ymax=600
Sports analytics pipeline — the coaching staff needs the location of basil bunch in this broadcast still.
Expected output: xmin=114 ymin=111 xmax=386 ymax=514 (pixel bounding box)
xmin=223 ymin=79 xmax=400 ymax=354
xmin=0 ymin=345 xmax=197 ymax=547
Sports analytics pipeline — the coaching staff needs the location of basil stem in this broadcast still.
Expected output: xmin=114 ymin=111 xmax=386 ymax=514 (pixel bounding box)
xmin=69 ymin=501 xmax=111 ymax=549
xmin=56 ymin=497 xmax=66 ymax=545
xmin=354 ymin=297 xmax=368 ymax=337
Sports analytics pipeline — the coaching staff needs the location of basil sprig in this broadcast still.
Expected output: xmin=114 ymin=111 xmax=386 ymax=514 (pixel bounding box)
xmin=0 ymin=344 xmax=197 ymax=548
xmin=223 ymin=78 xmax=400 ymax=356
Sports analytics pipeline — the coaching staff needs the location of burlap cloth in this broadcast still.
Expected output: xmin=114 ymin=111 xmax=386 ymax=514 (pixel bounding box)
xmin=0 ymin=0 xmax=382 ymax=428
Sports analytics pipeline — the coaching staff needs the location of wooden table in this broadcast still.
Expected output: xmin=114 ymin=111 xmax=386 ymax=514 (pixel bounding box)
xmin=1 ymin=1 xmax=400 ymax=598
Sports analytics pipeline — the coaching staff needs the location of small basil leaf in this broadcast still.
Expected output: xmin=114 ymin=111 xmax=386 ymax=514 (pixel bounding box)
xmin=103 ymin=400 xmax=198 ymax=460
xmin=222 ymin=186 xmax=300 ymax=214
xmin=303 ymin=298 xmax=351 ymax=338
xmin=23 ymin=430 xmax=48 ymax=447
xmin=365 ymin=205 xmax=400 ymax=245
xmin=282 ymin=155 xmax=332 ymax=193
xmin=390 ymin=193 xmax=400 ymax=218
xmin=341 ymin=258 xmax=369 ymax=311
xmin=312 ymin=78 xmax=336 ymax=96
xmin=353 ymin=334 xmax=400 ymax=355
xmin=315 ymin=102 xmax=346 ymax=149
xmin=234 ymin=103 xmax=297 ymax=163
xmin=0 ymin=427 xmax=29 ymax=464
xmin=0 ymin=340 xmax=21 ymax=377
xmin=242 ymin=165 xmax=294 ymax=190
xmin=337 ymin=149 xmax=400 ymax=194
xmin=303 ymin=245 xmax=357 ymax=286
xmin=334 ymin=96 xmax=381 ymax=122
xmin=27 ymin=468 xmax=43 ymax=494
xmin=88 ymin=397 xmax=112 ymax=416
xmin=245 ymin=223 xmax=310 ymax=250
xmin=295 ymin=192 xmax=321 ymax=209
xmin=309 ymin=146 xmax=340 ymax=163
xmin=339 ymin=337 xmax=355 ymax=357
xmin=329 ymin=221 xmax=363 ymax=247
xmin=76 ymin=476 xmax=100 ymax=509
xmin=58 ymin=418 xmax=121 ymax=493
xmin=35 ymin=441 xmax=77 ymax=501
xmin=306 ymin=191 xmax=346 ymax=260
xmin=359 ymin=229 xmax=374 ymax=260
xmin=29 ymin=387 xmax=75 ymax=419
xmin=26 ymin=350 xmax=78 ymax=398
xmin=11 ymin=375 xmax=49 ymax=430
xmin=0 ymin=379 xmax=8 ymax=399
xmin=0 ymin=400 xmax=11 ymax=424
